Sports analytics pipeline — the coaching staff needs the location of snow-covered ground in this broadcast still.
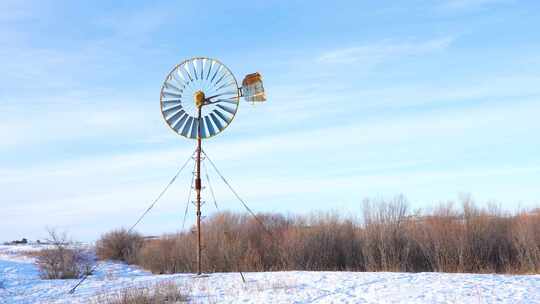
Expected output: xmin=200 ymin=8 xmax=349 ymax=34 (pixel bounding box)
xmin=1 ymin=244 xmax=539 ymax=303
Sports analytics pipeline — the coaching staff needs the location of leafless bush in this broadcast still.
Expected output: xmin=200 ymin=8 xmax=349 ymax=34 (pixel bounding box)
xmin=510 ymin=210 xmax=540 ymax=273
xmin=105 ymin=197 xmax=540 ymax=274
xmin=137 ymin=233 xmax=196 ymax=274
xmin=361 ymin=195 xmax=423 ymax=271
xmin=408 ymin=202 xmax=465 ymax=272
xmin=136 ymin=212 xmax=288 ymax=273
xmin=96 ymin=229 xmax=144 ymax=264
xmin=95 ymin=281 xmax=189 ymax=304
xmin=36 ymin=229 xmax=93 ymax=279
xmin=282 ymin=212 xmax=364 ymax=270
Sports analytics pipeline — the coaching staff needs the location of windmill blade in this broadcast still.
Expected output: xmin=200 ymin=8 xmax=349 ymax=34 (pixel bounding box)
xmin=168 ymin=71 xmax=186 ymax=90
xmin=162 ymin=91 xmax=182 ymax=99
xmin=206 ymin=60 xmax=215 ymax=80
xmin=201 ymin=58 xmax=206 ymax=80
xmin=213 ymin=72 xmax=228 ymax=87
xmin=204 ymin=116 xmax=216 ymax=137
xmin=162 ymin=103 xmax=184 ymax=116
xmin=162 ymin=98 xmax=181 ymax=105
xmin=200 ymin=117 xmax=209 ymax=138
xmin=192 ymin=58 xmax=198 ymax=80
xmin=172 ymin=113 xmax=189 ymax=131
xmin=210 ymin=65 xmax=222 ymax=83
xmin=181 ymin=117 xmax=194 ymax=137
xmin=164 ymin=80 xmax=183 ymax=93
xmin=190 ymin=117 xmax=199 ymax=139
xmin=165 ymin=108 xmax=185 ymax=123
xmin=209 ymin=113 xmax=224 ymax=131
xmin=214 ymin=109 xmax=232 ymax=123
xmin=183 ymin=64 xmax=194 ymax=82
xmin=177 ymin=68 xmax=188 ymax=83
xmin=216 ymin=104 xmax=236 ymax=115
xmin=211 ymin=98 xmax=238 ymax=105
xmin=206 ymin=91 xmax=238 ymax=100
xmin=215 ymin=80 xmax=236 ymax=92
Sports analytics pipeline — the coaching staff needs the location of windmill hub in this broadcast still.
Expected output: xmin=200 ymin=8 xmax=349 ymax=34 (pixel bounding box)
xmin=194 ymin=90 xmax=205 ymax=108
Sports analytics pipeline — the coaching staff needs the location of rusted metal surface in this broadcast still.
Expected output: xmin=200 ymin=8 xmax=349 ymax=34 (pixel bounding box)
xmin=195 ymin=105 xmax=203 ymax=275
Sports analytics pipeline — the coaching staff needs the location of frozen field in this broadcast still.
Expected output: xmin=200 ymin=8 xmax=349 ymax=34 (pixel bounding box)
xmin=1 ymin=244 xmax=539 ymax=303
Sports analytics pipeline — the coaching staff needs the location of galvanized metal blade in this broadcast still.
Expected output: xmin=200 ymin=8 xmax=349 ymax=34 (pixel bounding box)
xmin=162 ymin=91 xmax=182 ymax=99
xmin=190 ymin=117 xmax=199 ymax=139
xmin=162 ymin=103 xmax=184 ymax=115
xmin=213 ymin=73 xmax=227 ymax=87
xmin=164 ymin=108 xmax=184 ymax=122
xmin=209 ymin=113 xmax=224 ymax=131
xmin=168 ymin=111 xmax=186 ymax=129
xmin=201 ymin=58 xmax=206 ymax=80
xmin=214 ymin=109 xmax=232 ymax=123
xmin=212 ymin=98 xmax=238 ymax=105
xmin=192 ymin=59 xmax=198 ymax=81
xmin=210 ymin=65 xmax=222 ymax=83
xmin=177 ymin=69 xmax=187 ymax=83
xmin=173 ymin=113 xmax=189 ymax=132
xmin=164 ymin=80 xmax=183 ymax=93
xmin=200 ymin=117 xmax=208 ymax=138
xmin=216 ymin=104 xmax=236 ymax=115
xmin=215 ymin=80 xmax=235 ymax=92
xmin=206 ymin=60 xmax=214 ymax=80
xmin=162 ymin=98 xmax=182 ymax=105
xmin=183 ymin=64 xmax=194 ymax=82
xmin=181 ymin=116 xmax=193 ymax=137
xmin=204 ymin=116 xmax=216 ymax=137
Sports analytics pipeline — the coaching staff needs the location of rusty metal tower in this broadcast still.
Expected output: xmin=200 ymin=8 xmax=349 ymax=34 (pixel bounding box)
xmin=159 ymin=57 xmax=266 ymax=275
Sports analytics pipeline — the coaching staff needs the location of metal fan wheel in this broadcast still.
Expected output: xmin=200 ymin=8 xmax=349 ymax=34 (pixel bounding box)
xmin=160 ymin=57 xmax=240 ymax=139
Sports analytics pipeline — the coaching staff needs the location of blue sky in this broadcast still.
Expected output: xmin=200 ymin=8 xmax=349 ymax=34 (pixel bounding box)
xmin=1 ymin=0 xmax=539 ymax=242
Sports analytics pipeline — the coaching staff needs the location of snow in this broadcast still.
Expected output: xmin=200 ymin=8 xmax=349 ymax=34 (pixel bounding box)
xmin=1 ymin=245 xmax=539 ymax=303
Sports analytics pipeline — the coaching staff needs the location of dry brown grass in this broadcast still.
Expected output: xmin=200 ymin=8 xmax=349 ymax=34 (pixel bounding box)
xmin=95 ymin=281 xmax=189 ymax=304
xmin=102 ymin=197 xmax=540 ymax=274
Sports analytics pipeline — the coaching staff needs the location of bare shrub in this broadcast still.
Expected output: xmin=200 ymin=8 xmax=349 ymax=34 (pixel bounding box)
xmin=96 ymin=281 xmax=189 ymax=304
xmin=137 ymin=234 xmax=196 ymax=274
xmin=408 ymin=202 xmax=465 ymax=272
xmin=96 ymin=228 xmax=144 ymax=264
xmin=360 ymin=195 xmax=425 ymax=272
xmin=236 ymin=213 xmax=287 ymax=271
xmin=136 ymin=212 xmax=288 ymax=274
xmin=282 ymin=212 xmax=364 ymax=271
xmin=36 ymin=229 xmax=93 ymax=279
xmin=202 ymin=212 xmax=248 ymax=272
xmin=510 ymin=210 xmax=540 ymax=273
xmin=108 ymin=196 xmax=540 ymax=274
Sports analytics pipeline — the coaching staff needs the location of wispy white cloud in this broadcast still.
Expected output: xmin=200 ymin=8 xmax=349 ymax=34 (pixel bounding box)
xmin=441 ymin=0 xmax=510 ymax=10
xmin=0 ymin=99 xmax=154 ymax=149
xmin=2 ymin=82 xmax=539 ymax=241
xmin=318 ymin=37 xmax=454 ymax=65
xmin=1 ymin=1 xmax=539 ymax=242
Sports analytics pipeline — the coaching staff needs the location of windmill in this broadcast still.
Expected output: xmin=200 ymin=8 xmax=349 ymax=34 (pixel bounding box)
xmin=159 ymin=57 xmax=266 ymax=275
